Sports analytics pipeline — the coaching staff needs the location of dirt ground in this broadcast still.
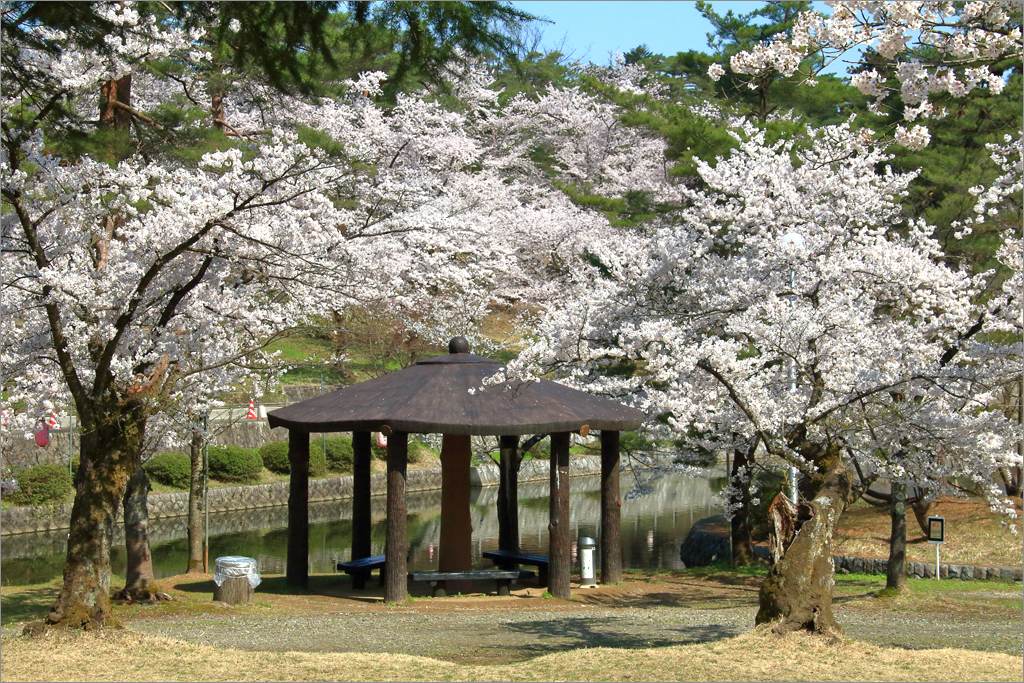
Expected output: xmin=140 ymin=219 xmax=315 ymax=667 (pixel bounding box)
xmin=3 ymin=570 xmax=1022 ymax=682
xmin=6 ymin=570 xmax=1019 ymax=663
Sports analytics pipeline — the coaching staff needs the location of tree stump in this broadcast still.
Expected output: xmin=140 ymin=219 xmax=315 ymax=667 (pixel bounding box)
xmin=213 ymin=577 xmax=253 ymax=605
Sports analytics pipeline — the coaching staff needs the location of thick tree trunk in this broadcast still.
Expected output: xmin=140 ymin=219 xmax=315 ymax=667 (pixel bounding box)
xmin=729 ymin=443 xmax=754 ymax=566
xmin=45 ymin=409 xmax=144 ymax=628
xmin=886 ymin=480 xmax=907 ymax=592
xmin=497 ymin=435 xmax=520 ymax=553
xmin=114 ymin=464 xmax=168 ymax=602
xmin=756 ymin=451 xmax=852 ymax=634
xmin=187 ymin=427 xmax=205 ymax=573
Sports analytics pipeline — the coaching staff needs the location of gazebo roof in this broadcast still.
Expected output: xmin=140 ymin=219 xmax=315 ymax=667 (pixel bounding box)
xmin=266 ymin=339 xmax=644 ymax=436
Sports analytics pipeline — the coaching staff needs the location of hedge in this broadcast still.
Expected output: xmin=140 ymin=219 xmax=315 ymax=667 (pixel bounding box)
xmin=324 ymin=436 xmax=354 ymax=472
xmin=258 ymin=440 xmax=327 ymax=477
xmin=8 ymin=464 xmax=72 ymax=506
xmin=144 ymin=451 xmax=191 ymax=489
xmin=208 ymin=445 xmax=264 ymax=483
xmin=371 ymin=437 xmax=437 ymax=464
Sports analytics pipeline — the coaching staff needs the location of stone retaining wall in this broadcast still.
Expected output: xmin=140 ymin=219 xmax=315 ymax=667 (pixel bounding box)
xmin=680 ymin=514 xmax=1022 ymax=582
xmin=1 ymin=456 xmax=605 ymax=536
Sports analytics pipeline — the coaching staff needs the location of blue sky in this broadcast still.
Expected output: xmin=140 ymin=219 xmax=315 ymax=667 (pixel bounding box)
xmin=512 ymin=1 xmax=852 ymax=77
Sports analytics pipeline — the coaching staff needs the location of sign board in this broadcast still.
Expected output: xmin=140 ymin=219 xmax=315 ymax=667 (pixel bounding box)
xmin=927 ymin=515 xmax=945 ymax=544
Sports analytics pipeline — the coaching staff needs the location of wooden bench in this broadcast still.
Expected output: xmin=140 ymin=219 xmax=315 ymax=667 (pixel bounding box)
xmin=337 ymin=555 xmax=386 ymax=589
xmin=482 ymin=549 xmax=549 ymax=585
xmin=409 ymin=569 xmax=534 ymax=597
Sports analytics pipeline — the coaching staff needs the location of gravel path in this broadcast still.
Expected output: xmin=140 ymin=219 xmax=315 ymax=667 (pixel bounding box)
xmin=129 ymin=600 xmax=1021 ymax=664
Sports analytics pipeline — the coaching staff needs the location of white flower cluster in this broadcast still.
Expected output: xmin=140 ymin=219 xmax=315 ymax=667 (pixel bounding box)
xmin=724 ymin=1 xmax=1021 ymax=145
xmin=894 ymin=124 xmax=931 ymax=150
xmin=508 ymin=119 xmax=1020 ymax=518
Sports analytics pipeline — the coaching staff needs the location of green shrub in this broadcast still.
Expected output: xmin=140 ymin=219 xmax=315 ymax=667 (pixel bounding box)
xmin=258 ymin=440 xmax=327 ymax=477
xmin=144 ymin=451 xmax=191 ymax=489
xmin=8 ymin=464 xmax=72 ymax=506
xmin=259 ymin=441 xmax=291 ymax=474
xmin=370 ymin=437 xmax=437 ymax=464
xmin=324 ymin=436 xmax=354 ymax=472
xmin=208 ymin=445 xmax=263 ymax=483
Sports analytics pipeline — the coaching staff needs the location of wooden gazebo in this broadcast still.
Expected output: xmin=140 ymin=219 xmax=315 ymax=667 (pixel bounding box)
xmin=266 ymin=337 xmax=644 ymax=602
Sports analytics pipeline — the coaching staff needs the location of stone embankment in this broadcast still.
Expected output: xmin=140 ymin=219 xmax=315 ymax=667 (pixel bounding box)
xmin=1 ymin=456 xmax=603 ymax=536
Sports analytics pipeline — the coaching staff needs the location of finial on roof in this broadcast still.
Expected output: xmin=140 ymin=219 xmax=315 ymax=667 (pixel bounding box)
xmin=448 ymin=336 xmax=470 ymax=354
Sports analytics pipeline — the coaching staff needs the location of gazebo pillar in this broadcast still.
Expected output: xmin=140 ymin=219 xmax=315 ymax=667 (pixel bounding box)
xmin=439 ymin=434 xmax=473 ymax=586
xmin=351 ymin=430 xmax=372 ymax=588
xmin=548 ymin=432 xmax=571 ymax=598
xmin=497 ymin=435 xmax=520 ymax=553
xmin=600 ymin=430 xmax=623 ymax=584
xmin=384 ymin=430 xmax=409 ymax=603
xmin=286 ymin=429 xmax=310 ymax=588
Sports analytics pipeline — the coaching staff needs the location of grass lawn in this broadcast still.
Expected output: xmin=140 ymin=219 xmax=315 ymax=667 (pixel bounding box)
xmin=3 ymin=569 xmax=1020 ymax=682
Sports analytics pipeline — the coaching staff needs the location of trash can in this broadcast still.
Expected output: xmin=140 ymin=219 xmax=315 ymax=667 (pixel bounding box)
xmin=213 ymin=555 xmax=261 ymax=604
xmin=578 ymin=535 xmax=597 ymax=588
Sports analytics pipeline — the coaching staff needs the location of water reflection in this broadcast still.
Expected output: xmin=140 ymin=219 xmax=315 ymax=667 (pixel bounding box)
xmin=1 ymin=471 xmax=720 ymax=585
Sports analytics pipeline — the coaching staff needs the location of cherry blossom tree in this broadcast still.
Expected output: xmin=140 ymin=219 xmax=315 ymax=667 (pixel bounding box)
xmin=505 ymin=120 xmax=1020 ymax=633
xmin=2 ymin=5 xmax=635 ymax=627
xmin=720 ymin=1 xmax=1022 ymax=149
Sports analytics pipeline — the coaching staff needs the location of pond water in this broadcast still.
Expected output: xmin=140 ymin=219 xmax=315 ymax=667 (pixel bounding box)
xmin=1 ymin=470 xmax=722 ymax=586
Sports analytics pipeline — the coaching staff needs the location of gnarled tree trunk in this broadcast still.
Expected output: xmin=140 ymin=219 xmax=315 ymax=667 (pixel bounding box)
xmin=44 ymin=407 xmax=144 ymax=629
xmin=187 ymin=426 xmax=205 ymax=573
xmin=756 ymin=449 xmax=853 ymax=634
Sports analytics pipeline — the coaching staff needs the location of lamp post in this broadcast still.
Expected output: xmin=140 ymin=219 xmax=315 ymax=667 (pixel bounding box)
xmin=779 ymin=231 xmax=805 ymax=504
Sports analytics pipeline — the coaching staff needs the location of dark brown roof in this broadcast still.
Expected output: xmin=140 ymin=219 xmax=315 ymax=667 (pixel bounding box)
xmin=266 ymin=346 xmax=644 ymax=436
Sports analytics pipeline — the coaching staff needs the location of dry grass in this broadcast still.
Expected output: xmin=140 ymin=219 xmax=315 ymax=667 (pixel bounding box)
xmin=835 ymin=497 xmax=1022 ymax=566
xmin=3 ymin=627 xmax=1021 ymax=682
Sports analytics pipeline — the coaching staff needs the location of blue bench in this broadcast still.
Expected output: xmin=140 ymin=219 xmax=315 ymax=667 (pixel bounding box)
xmin=482 ymin=549 xmax=549 ymax=585
xmin=337 ymin=554 xmax=385 ymax=589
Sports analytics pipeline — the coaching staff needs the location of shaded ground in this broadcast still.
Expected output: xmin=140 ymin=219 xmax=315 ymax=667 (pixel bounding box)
xmin=5 ymin=569 xmax=1019 ymax=668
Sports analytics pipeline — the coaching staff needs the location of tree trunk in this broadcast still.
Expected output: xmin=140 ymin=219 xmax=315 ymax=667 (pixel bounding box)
xmin=186 ymin=426 xmax=205 ymax=573
xmin=910 ymin=493 xmax=935 ymax=537
xmin=45 ymin=408 xmax=144 ymax=629
xmin=886 ymin=480 xmax=907 ymax=592
xmin=756 ymin=451 xmax=852 ymax=634
xmin=100 ymin=75 xmax=132 ymax=129
xmin=497 ymin=435 xmax=520 ymax=553
xmin=114 ymin=464 xmax=168 ymax=602
xmin=729 ymin=442 xmax=754 ymax=566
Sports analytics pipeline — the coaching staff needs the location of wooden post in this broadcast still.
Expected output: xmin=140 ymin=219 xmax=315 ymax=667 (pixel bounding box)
xmin=548 ymin=432 xmax=571 ymax=599
xmin=600 ymin=430 xmax=623 ymax=584
xmin=497 ymin=435 xmax=520 ymax=554
xmin=286 ymin=430 xmax=310 ymax=589
xmin=351 ymin=430 xmax=372 ymax=589
xmin=439 ymin=434 xmax=473 ymax=592
xmin=385 ymin=431 xmax=409 ymax=603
